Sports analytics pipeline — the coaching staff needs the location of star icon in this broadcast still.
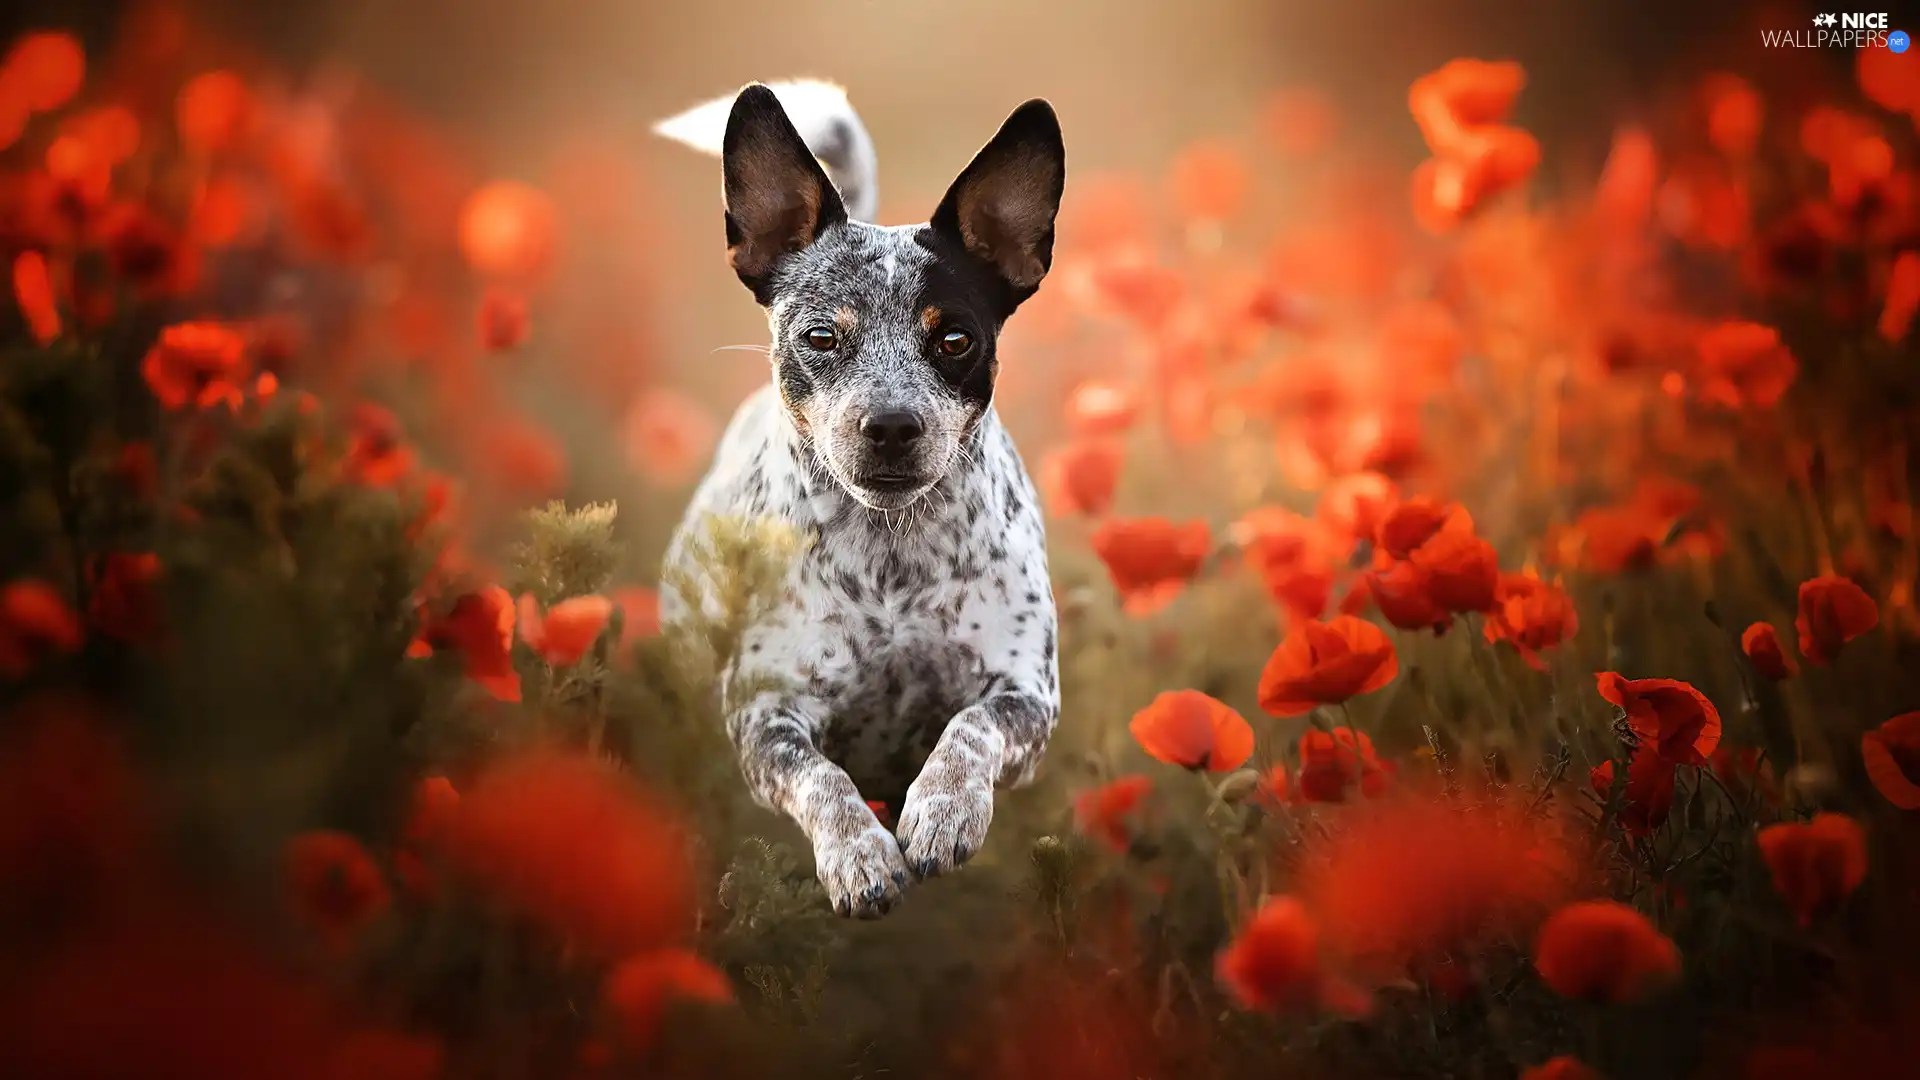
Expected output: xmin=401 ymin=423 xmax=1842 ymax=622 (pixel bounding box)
xmin=1821 ymin=13 xmax=1838 ymax=26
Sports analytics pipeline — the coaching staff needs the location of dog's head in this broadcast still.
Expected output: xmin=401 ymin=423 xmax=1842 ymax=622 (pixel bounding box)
xmin=718 ymin=85 xmax=1065 ymax=511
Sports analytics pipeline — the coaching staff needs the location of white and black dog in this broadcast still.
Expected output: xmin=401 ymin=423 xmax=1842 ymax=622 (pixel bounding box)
xmin=654 ymin=82 xmax=1065 ymax=918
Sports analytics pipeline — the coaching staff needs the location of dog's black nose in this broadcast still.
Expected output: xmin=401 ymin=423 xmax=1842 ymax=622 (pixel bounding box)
xmin=861 ymin=410 xmax=924 ymax=456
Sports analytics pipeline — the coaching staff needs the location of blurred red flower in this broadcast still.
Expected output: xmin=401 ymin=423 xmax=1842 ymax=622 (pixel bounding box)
xmin=1483 ymin=571 xmax=1578 ymax=670
xmin=87 ymin=551 xmax=162 ymax=643
xmin=477 ymin=287 xmax=530 ymax=352
xmin=1795 ymin=573 xmax=1878 ymax=665
xmin=1294 ymin=727 xmax=1390 ymax=803
xmin=1128 ymin=689 xmax=1254 ymax=772
xmin=1694 ymin=320 xmax=1797 ymax=410
xmin=1590 ymin=751 xmax=1677 ymax=837
xmin=1298 ymin=796 xmax=1573 ymax=969
xmin=1520 ymin=1056 xmax=1601 ymax=1080
xmin=416 ymin=586 xmax=520 ymax=702
xmin=458 ymin=180 xmax=557 ymax=280
xmin=1215 ymin=896 xmax=1371 ymax=1018
xmin=602 ymin=948 xmax=732 ymax=1051
xmin=0 ymin=579 xmax=83 ymax=677
xmin=1741 ymin=621 xmax=1796 ymax=680
xmin=342 ymin=403 xmax=417 ymax=488
xmin=175 ymin=70 xmax=253 ymax=154
xmin=622 ymin=389 xmax=719 ymax=490
xmin=1041 ymin=438 xmax=1124 ymax=518
xmin=141 ymin=321 xmax=249 ymax=410
xmin=1073 ymin=774 xmax=1153 ymax=852
xmin=1756 ymin=813 xmax=1868 ymax=927
xmin=1878 ymin=250 xmax=1920 ymax=343
xmin=284 ymin=830 xmax=391 ymax=954
xmin=1257 ymin=615 xmax=1398 ymax=717
xmin=1533 ymin=900 xmax=1679 ymax=1003
xmin=1062 ymin=378 xmax=1140 ymax=437
xmin=11 ymin=249 xmax=60 ymax=344
xmin=437 ymin=751 xmax=693 ymax=957
xmin=3 ymin=31 xmax=86 ymax=114
xmin=516 ymin=592 xmax=614 ymax=667
xmin=1861 ymin=711 xmax=1920 ymax=810
xmin=1089 ymin=517 xmax=1211 ymax=616
xmin=1594 ymin=672 xmax=1721 ymax=766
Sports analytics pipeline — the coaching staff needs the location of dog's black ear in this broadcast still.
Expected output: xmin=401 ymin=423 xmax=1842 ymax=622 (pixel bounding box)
xmin=722 ymin=84 xmax=847 ymax=299
xmin=930 ymin=100 xmax=1065 ymax=307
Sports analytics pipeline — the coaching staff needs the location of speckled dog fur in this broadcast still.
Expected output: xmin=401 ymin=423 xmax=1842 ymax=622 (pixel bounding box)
xmin=655 ymin=83 xmax=1067 ymax=917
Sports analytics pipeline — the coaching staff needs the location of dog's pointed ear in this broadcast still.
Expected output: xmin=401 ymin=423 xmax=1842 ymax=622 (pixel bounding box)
xmin=930 ymin=100 xmax=1065 ymax=307
xmin=723 ymin=84 xmax=847 ymax=299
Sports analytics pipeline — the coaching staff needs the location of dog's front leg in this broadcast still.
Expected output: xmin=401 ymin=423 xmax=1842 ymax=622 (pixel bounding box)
xmin=730 ymin=692 xmax=910 ymax=917
xmin=896 ymin=688 xmax=1057 ymax=878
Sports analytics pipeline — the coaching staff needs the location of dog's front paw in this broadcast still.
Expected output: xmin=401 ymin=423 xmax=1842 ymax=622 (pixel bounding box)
xmin=896 ymin=762 xmax=994 ymax=879
xmin=812 ymin=818 xmax=911 ymax=919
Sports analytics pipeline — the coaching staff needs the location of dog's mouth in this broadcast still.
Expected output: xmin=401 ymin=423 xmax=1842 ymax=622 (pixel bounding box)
xmin=845 ymin=471 xmax=934 ymax=509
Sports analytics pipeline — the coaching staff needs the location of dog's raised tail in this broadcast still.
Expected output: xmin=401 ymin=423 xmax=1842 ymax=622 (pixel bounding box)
xmin=653 ymin=79 xmax=878 ymax=223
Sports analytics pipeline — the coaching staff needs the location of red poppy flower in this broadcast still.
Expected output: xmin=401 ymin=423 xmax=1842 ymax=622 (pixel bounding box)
xmin=1795 ymin=574 xmax=1878 ymax=666
xmin=1376 ymin=497 xmax=1457 ymax=559
xmin=1089 ymin=517 xmax=1211 ymax=616
xmin=284 ymin=829 xmax=391 ymax=953
xmin=1741 ymin=621 xmax=1796 ymax=680
xmin=1880 ymin=250 xmax=1920 ymax=343
xmin=1235 ymin=507 xmax=1336 ymax=625
xmin=343 ymin=403 xmax=417 ymax=488
xmin=1063 ymin=379 xmax=1140 ymax=437
xmin=1128 ymin=689 xmax=1255 ymax=772
xmin=1073 ymin=774 xmax=1153 ymax=852
xmin=1257 ymin=616 xmax=1399 ymax=717
xmin=1483 ymin=572 xmax=1578 ymax=670
xmin=12 ymin=250 xmax=60 ymax=344
xmin=1294 ymin=727 xmax=1389 ymax=803
xmin=1701 ymin=73 xmax=1762 ymax=159
xmin=1590 ymin=749 xmax=1678 ymax=837
xmin=1215 ymin=896 xmax=1371 ymax=1018
xmin=175 ymin=69 xmax=255 ymax=153
xmin=517 ymin=593 xmax=614 ymax=667
xmin=0 ymin=579 xmax=83 ymax=677
xmin=614 ymin=587 xmax=662 ymax=647
xmin=602 ymin=948 xmax=732 ymax=1051
xmin=1359 ymin=557 xmax=1454 ymax=634
xmin=416 ymin=586 xmax=520 ymax=702
xmin=1314 ymin=472 xmax=1398 ymax=555
xmin=1408 ymin=516 xmax=1499 ymax=614
xmin=140 ymin=321 xmax=249 ymax=410
xmin=458 ymin=180 xmax=557 ymax=280
xmin=87 ymin=552 xmax=162 ymax=643
xmin=477 ymin=286 xmax=530 ymax=351
xmin=1533 ymin=900 xmax=1679 ymax=1003
xmin=1299 ymin=796 xmax=1574 ymax=968
xmin=1168 ymin=139 xmax=1248 ymax=222
xmin=438 ymin=751 xmax=693 ymax=957
xmin=1595 ymin=672 xmax=1721 ymax=766
xmin=1861 ymin=711 xmax=1920 ymax=810
xmin=1520 ymin=1056 xmax=1601 ymax=1080
xmin=621 ymin=389 xmax=717 ymax=491
xmin=1694 ymin=320 xmax=1797 ymax=411
xmin=1756 ymin=813 xmax=1868 ymax=927
xmin=1040 ymin=438 xmax=1124 ymax=518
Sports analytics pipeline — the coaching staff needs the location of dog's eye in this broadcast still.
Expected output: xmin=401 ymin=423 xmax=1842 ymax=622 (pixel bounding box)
xmin=937 ymin=329 xmax=974 ymax=357
xmin=805 ymin=327 xmax=838 ymax=351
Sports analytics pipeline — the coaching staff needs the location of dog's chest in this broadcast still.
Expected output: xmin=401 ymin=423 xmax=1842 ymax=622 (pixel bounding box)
xmin=772 ymin=543 xmax=1014 ymax=799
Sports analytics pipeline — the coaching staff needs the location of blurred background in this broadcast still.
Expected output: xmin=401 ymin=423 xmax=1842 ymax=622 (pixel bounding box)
xmin=2 ymin=0 xmax=1828 ymax=419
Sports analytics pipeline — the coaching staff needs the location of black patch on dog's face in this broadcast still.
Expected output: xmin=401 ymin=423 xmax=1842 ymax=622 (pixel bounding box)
xmin=718 ymin=87 xmax=1065 ymax=511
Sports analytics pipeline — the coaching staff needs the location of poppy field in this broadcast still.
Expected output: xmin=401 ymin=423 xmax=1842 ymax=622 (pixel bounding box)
xmin=3 ymin=6 xmax=1920 ymax=1080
